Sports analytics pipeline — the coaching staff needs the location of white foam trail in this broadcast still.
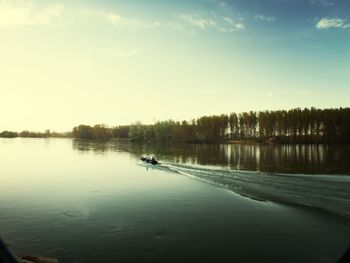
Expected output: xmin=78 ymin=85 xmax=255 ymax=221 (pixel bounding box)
xmin=159 ymin=163 xmax=350 ymax=219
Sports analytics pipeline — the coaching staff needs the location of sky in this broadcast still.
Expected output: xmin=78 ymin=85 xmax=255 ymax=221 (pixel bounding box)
xmin=0 ymin=0 xmax=349 ymax=132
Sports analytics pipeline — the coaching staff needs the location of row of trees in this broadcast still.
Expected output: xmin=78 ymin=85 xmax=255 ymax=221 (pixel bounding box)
xmin=255 ymin=108 xmax=350 ymax=143
xmin=72 ymin=125 xmax=110 ymax=140
xmin=71 ymin=107 xmax=350 ymax=144
xmin=0 ymin=130 xmax=71 ymax=138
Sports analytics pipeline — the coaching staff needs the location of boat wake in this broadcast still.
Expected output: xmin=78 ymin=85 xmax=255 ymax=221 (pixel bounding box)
xmin=159 ymin=162 xmax=350 ymax=219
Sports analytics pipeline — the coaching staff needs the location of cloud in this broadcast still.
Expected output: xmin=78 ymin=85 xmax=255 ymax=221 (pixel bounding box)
xmin=316 ymin=17 xmax=350 ymax=29
xmin=0 ymin=0 xmax=64 ymax=29
xmin=310 ymin=0 xmax=334 ymax=6
xmin=222 ymin=17 xmax=245 ymax=31
xmin=254 ymin=15 xmax=275 ymax=22
xmin=82 ymin=10 xmax=244 ymax=33
xmin=181 ymin=14 xmax=216 ymax=29
xmin=163 ymin=21 xmax=185 ymax=31
xmin=218 ymin=1 xmax=228 ymax=7
xmin=196 ymin=0 xmax=227 ymax=7
xmin=81 ymin=9 xmax=156 ymax=29
xmin=181 ymin=13 xmax=245 ymax=32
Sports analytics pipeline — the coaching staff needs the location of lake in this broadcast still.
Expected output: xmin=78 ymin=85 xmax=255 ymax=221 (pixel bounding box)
xmin=0 ymin=138 xmax=350 ymax=262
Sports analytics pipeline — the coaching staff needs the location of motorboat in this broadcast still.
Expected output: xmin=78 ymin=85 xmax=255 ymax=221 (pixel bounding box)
xmin=140 ymin=156 xmax=159 ymax=165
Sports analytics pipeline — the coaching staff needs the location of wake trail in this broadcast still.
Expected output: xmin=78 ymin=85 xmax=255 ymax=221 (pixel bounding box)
xmin=158 ymin=162 xmax=350 ymax=219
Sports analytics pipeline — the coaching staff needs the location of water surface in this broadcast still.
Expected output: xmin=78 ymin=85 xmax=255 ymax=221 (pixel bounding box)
xmin=0 ymin=138 xmax=349 ymax=262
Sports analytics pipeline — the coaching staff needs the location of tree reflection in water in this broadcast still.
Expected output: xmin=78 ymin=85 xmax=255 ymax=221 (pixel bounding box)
xmin=72 ymin=140 xmax=350 ymax=174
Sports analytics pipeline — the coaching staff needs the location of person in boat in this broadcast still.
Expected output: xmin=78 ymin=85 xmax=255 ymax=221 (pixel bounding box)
xmin=140 ymin=154 xmax=158 ymax=164
xmin=147 ymin=154 xmax=152 ymax=162
xmin=141 ymin=154 xmax=149 ymax=161
xmin=141 ymin=154 xmax=151 ymax=162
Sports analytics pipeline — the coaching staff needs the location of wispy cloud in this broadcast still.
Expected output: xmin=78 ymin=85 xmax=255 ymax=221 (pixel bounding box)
xmin=82 ymin=10 xmax=244 ymax=33
xmin=197 ymin=0 xmax=228 ymax=7
xmin=254 ymin=14 xmax=275 ymax=22
xmin=181 ymin=13 xmax=245 ymax=32
xmin=0 ymin=1 xmax=245 ymax=33
xmin=217 ymin=0 xmax=228 ymax=7
xmin=316 ymin=17 xmax=350 ymax=29
xmin=310 ymin=0 xmax=334 ymax=6
xmin=181 ymin=14 xmax=216 ymax=29
xmin=222 ymin=17 xmax=245 ymax=31
xmin=0 ymin=0 xmax=64 ymax=29
xmin=81 ymin=9 xmax=157 ymax=29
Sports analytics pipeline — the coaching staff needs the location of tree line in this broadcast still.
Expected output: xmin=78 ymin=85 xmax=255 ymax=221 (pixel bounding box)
xmin=71 ymin=107 xmax=350 ymax=144
xmin=0 ymin=130 xmax=71 ymax=138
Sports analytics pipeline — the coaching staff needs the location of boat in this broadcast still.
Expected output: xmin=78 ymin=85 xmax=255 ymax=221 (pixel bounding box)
xmin=140 ymin=156 xmax=159 ymax=165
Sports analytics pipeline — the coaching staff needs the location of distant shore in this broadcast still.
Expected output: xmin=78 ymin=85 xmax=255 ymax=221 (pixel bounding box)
xmin=2 ymin=107 xmax=350 ymax=144
xmin=2 ymin=136 xmax=350 ymax=145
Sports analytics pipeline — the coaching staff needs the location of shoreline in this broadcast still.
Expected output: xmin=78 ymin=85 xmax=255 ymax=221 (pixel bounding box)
xmin=1 ymin=137 xmax=350 ymax=146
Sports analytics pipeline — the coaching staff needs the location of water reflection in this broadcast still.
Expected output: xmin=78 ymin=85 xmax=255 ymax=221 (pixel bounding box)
xmin=72 ymin=140 xmax=112 ymax=153
xmin=72 ymin=140 xmax=350 ymax=174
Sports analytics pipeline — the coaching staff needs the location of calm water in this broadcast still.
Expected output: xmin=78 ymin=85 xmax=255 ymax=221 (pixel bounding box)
xmin=1 ymin=138 xmax=350 ymax=262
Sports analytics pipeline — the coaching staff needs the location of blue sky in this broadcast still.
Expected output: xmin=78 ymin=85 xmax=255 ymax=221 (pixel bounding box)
xmin=0 ymin=0 xmax=349 ymax=131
